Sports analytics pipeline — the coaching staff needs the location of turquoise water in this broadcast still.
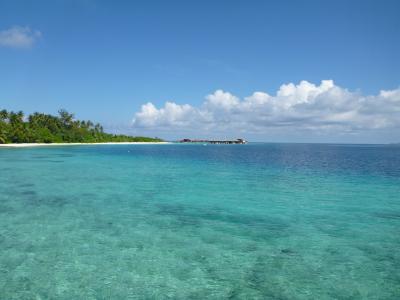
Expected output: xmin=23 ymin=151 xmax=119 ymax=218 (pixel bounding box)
xmin=0 ymin=143 xmax=399 ymax=299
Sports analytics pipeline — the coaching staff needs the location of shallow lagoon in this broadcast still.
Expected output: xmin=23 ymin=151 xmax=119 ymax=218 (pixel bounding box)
xmin=0 ymin=143 xmax=399 ymax=299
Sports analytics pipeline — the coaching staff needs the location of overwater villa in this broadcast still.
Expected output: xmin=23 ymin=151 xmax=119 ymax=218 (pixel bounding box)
xmin=179 ymin=138 xmax=247 ymax=144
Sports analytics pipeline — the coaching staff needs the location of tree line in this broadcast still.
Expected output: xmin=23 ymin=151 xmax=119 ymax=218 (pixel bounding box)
xmin=0 ymin=109 xmax=162 ymax=144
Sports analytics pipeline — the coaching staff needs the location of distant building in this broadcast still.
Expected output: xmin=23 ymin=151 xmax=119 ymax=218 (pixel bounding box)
xmin=179 ymin=138 xmax=247 ymax=144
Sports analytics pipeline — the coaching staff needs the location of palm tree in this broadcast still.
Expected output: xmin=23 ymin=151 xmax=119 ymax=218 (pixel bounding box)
xmin=58 ymin=109 xmax=74 ymax=127
xmin=0 ymin=109 xmax=8 ymax=121
xmin=87 ymin=120 xmax=93 ymax=128
xmin=0 ymin=109 xmax=9 ymax=143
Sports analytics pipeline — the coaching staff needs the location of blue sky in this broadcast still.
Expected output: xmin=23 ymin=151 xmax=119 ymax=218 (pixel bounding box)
xmin=0 ymin=0 xmax=399 ymax=142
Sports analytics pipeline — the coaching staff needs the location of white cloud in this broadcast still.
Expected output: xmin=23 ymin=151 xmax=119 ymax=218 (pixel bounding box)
xmin=132 ymin=80 xmax=400 ymax=139
xmin=0 ymin=26 xmax=42 ymax=48
xmin=205 ymin=90 xmax=240 ymax=110
xmin=134 ymin=102 xmax=199 ymax=127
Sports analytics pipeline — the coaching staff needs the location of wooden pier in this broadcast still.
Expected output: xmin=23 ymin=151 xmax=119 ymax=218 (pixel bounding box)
xmin=179 ymin=138 xmax=247 ymax=144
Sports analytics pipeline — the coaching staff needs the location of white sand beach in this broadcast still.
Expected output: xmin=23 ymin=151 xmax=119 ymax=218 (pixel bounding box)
xmin=0 ymin=142 xmax=171 ymax=147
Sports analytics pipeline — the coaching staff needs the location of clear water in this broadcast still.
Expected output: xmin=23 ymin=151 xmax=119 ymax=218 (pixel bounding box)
xmin=0 ymin=143 xmax=399 ymax=299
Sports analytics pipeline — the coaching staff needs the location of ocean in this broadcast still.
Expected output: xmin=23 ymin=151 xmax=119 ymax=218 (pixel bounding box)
xmin=0 ymin=143 xmax=399 ymax=299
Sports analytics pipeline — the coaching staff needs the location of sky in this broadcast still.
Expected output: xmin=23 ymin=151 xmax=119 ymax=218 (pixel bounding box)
xmin=0 ymin=0 xmax=399 ymax=143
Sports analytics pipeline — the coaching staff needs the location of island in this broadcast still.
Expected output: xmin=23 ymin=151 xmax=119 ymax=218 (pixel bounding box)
xmin=0 ymin=109 xmax=163 ymax=144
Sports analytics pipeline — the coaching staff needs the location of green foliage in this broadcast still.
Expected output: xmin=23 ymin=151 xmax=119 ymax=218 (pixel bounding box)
xmin=0 ymin=109 xmax=163 ymax=144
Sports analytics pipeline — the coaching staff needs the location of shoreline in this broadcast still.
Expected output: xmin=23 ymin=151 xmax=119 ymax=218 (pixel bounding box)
xmin=0 ymin=142 xmax=171 ymax=148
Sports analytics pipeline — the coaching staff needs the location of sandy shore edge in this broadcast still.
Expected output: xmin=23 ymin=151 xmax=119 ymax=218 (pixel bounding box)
xmin=0 ymin=142 xmax=171 ymax=148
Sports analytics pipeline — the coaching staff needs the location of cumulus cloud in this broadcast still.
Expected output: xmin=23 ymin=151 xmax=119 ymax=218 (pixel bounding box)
xmin=132 ymin=80 xmax=400 ymax=138
xmin=0 ymin=26 xmax=42 ymax=48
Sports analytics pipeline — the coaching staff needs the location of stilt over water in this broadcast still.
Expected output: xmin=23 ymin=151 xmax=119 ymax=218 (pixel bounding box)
xmin=179 ymin=138 xmax=247 ymax=144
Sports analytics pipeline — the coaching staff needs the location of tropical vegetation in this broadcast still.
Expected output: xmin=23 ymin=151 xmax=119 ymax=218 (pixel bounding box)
xmin=0 ymin=109 xmax=163 ymax=144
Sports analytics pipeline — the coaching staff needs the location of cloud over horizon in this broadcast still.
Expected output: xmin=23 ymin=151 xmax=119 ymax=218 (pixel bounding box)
xmin=0 ymin=26 xmax=42 ymax=48
xmin=132 ymin=80 xmax=400 ymax=140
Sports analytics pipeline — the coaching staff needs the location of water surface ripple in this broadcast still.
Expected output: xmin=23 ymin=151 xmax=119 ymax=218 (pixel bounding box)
xmin=0 ymin=144 xmax=399 ymax=299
